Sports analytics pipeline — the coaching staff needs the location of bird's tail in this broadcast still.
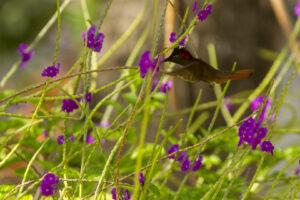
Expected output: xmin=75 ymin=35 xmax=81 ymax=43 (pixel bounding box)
xmin=214 ymin=69 xmax=254 ymax=84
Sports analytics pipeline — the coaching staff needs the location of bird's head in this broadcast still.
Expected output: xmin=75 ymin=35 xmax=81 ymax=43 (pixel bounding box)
xmin=164 ymin=47 xmax=194 ymax=65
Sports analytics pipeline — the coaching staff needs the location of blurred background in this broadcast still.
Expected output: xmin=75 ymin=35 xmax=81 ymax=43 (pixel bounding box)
xmin=0 ymin=0 xmax=299 ymax=186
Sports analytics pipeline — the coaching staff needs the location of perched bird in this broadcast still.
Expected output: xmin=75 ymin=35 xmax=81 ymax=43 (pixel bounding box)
xmin=163 ymin=48 xmax=253 ymax=84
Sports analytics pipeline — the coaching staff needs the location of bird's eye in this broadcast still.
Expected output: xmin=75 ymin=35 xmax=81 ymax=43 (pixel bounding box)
xmin=179 ymin=51 xmax=191 ymax=60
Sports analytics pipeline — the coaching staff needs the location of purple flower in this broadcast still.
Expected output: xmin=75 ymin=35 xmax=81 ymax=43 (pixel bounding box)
xmin=99 ymin=121 xmax=110 ymax=128
xmin=250 ymin=96 xmax=271 ymax=124
xmin=206 ymin=4 xmax=213 ymax=15
xmin=224 ymin=97 xmax=234 ymax=111
xmin=86 ymin=134 xmax=95 ymax=144
xmin=69 ymin=134 xmax=75 ymax=141
xmin=169 ymin=32 xmax=177 ymax=43
xmin=111 ymin=187 xmax=117 ymax=200
xmin=260 ymin=141 xmax=274 ymax=155
xmin=43 ymin=130 xmax=49 ymax=137
xmin=42 ymin=173 xmax=60 ymax=185
xmin=57 ymin=135 xmax=65 ymax=145
xmin=168 ymin=32 xmax=188 ymax=46
xmin=138 ymin=51 xmax=158 ymax=78
xmin=40 ymin=172 xmax=59 ymax=196
xmin=192 ymin=155 xmax=203 ymax=172
xmin=250 ymin=96 xmax=271 ymax=112
xmin=139 ymin=172 xmax=145 ymax=186
xmin=192 ymin=0 xmax=198 ymax=12
xmin=124 ymin=189 xmax=131 ymax=200
xmin=41 ymin=63 xmax=60 ymax=78
xmin=197 ymin=4 xmax=213 ymax=21
xmin=18 ymin=43 xmax=34 ymax=69
xmin=238 ymin=117 xmax=257 ymax=146
xmin=179 ymin=35 xmax=188 ymax=46
xmin=84 ymin=25 xmax=105 ymax=52
xmin=61 ymin=99 xmax=79 ymax=113
xmin=85 ymin=92 xmax=92 ymax=103
xmin=295 ymin=1 xmax=300 ymax=16
xmin=40 ymin=182 xmax=55 ymax=196
xmin=167 ymin=144 xmax=179 ymax=159
xmin=160 ymin=80 xmax=173 ymax=93
xmin=177 ymin=151 xmax=188 ymax=163
xmin=181 ymin=158 xmax=190 ymax=172
xmin=295 ymin=160 xmax=300 ymax=175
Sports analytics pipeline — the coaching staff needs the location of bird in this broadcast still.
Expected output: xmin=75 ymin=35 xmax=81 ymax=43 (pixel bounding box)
xmin=163 ymin=47 xmax=253 ymax=84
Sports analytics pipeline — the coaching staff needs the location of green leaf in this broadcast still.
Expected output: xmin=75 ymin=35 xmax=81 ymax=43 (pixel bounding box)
xmin=149 ymin=183 xmax=160 ymax=197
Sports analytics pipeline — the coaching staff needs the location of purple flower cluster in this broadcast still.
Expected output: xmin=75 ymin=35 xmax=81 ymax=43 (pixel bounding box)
xmin=83 ymin=25 xmax=105 ymax=52
xmin=295 ymin=1 xmax=300 ymax=16
xmin=250 ymin=96 xmax=272 ymax=123
xmin=18 ymin=43 xmax=34 ymax=69
xmin=41 ymin=63 xmax=60 ymax=78
xmin=160 ymin=80 xmax=173 ymax=93
xmin=40 ymin=173 xmax=60 ymax=196
xmin=167 ymin=144 xmax=203 ymax=173
xmin=138 ymin=51 xmax=159 ymax=78
xmin=139 ymin=172 xmax=145 ymax=186
xmin=169 ymin=32 xmax=188 ymax=47
xmin=61 ymin=99 xmax=79 ymax=113
xmin=85 ymin=92 xmax=92 ymax=103
xmin=152 ymin=79 xmax=173 ymax=93
xmin=69 ymin=133 xmax=75 ymax=141
xmin=86 ymin=133 xmax=95 ymax=144
xmin=197 ymin=4 xmax=213 ymax=21
xmin=57 ymin=135 xmax=65 ymax=145
xmin=111 ymin=187 xmax=131 ymax=200
xmin=238 ymin=117 xmax=274 ymax=154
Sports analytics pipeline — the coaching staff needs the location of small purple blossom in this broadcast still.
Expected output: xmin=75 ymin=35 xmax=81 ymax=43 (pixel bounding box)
xmin=177 ymin=151 xmax=188 ymax=163
xmin=40 ymin=172 xmax=59 ymax=196
xmin=138 ymin=51 xmax=158 ymax=78
xmin=83 ymin=25 xmax=105 ymax=52
xmin=295 ymin=1 xmax=300 ymax=16
xmin=18 ymin=43 xmax=34 ymax=69
xmin=169 ymin=32 xmax=177 ymax=43
xmin=179 ymin=35 xmax=188 ymax=46
xmin=124 ymin=189 xmax=131 ymax=200
xmin=181 ymin=158 xmax=190 ymax=172
xmin=57 ymin=135 xmax=65 ymax=145
xmin=192 ymin=155 xmax=203 ymax=172
xmin=197 ymin=4 xmax=213 ymax=21
xmin=295 ymin=160 xmax=300 ymax=175
xmin=43 ymin=130 xmax=49 ymax=137
xmin=238 ymin=117 xmax=257 ymax=146
xmin=40 ymin=182 xmax=55 ymax=196
xmin=206 ymin=4 xmax=213 ymax=15
xmin=160 ymin=80 xmax=173 ymax=93
xmin=224 ymin=97 xmax=234 ymax=111
xmin=69 ymin=134 xmax=75 ymax=141
xmin=42 ymin=173 xmax=60 ymax=185
xmin=86 ymin=134 xmax=95 ymax=144
xmin=250 ymin=96 xmax=271 ymax=112
xmin=167 ymin=144 xmax=179 ymax=159
xmin=139 ymin=172 xmax=145 ymax=186
xmin=111 ymin=187 xmax=117 ymax=200
xmin=99 ymin=121 xmax=110 ymax=128
xmin=260 ymin=141 xmax=274 ymax=155
xmin=168 ymin=32 xmax=188 ymax=46
xmin=85 ymin=92 xmax=92 ymax=103
xmin=41 ymin=63 xmax=60 ymax=78
xmin=61 ymin=99 xmax=79 ymax=113
xmin=192 ymin=0 xmax=198 ymax=12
